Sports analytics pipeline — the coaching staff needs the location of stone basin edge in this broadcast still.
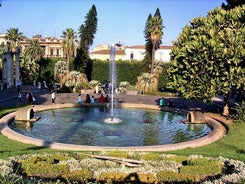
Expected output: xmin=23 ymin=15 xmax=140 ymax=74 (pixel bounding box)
xmin=0 ymin=103 xmax=227 ymax=152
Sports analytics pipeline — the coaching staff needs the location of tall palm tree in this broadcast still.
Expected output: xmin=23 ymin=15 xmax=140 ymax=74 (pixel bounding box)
xmin=24 ymin=39 xmax=43 ymax=62
xmin=61 ymin=28 xmax=77 ymax=72
xmin=5 ymin=28 xmax=24 ymax=51
xmin=147 ymin=16 xmax=163 ymax=74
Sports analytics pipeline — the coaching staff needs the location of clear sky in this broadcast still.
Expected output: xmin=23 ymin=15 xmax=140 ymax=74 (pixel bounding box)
xmin=0 ymin=0 xmax=226 ymax=50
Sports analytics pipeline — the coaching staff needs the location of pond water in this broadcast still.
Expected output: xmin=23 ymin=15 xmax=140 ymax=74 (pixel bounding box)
xmin=10 ymin=107 xmax=211 ymax=147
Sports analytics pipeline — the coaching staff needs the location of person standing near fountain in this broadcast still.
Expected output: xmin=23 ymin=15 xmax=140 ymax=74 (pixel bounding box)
xmin=51 ymin=90 xmax=56 ymax=104
xmin=17 ymin=91 xmax=22 ymax=106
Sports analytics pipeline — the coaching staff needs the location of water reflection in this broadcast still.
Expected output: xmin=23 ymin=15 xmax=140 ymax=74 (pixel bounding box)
xmin=10 ymin=107 xmax=211 ymax=147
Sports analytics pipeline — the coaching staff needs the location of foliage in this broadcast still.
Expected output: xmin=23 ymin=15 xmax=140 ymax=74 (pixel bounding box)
xmin=180 ymin=158 xmax=222 ymax=175
xmin=20 ymin=39 xmax=44 ymax=82
xmin=167 ymin=5 xmax=245 ymax=104
xmin=75 ymin=82 xmax=92 ymax=91
xmin=96 ymin=172 xmax=127 ymax=183
xmin=61 ymin=169 xmax=93 ymax=182
xmin=75 ymin=4 xmax=98 ymax=79
xmin=61 ymin=28 xmax=77 ymax=72
xmin=144 ymin=8 xmax=164 ymax=74
xmin=156 ymin=170 xmax=200 ymax=183
xmin=23 ymin=39 xmax=43 ymax=62
xmin=54 ymin=60 xmax=67 ymax=87
xmin=4 ymin=28 xmax=24 ymax=51
xmin=119 ymin=81 xmax=130 ymax=93
xmin=89 ymin=80 xmax=100 ymax=88
xmin=232 ymin=101 xmax=245 ymax=122
xmin=146 ymin=8 xmax=164 ymax=74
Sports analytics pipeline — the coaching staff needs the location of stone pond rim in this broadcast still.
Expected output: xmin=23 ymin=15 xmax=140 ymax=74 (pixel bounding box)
xmin=0 ymin=103 xmax=227 ymax=152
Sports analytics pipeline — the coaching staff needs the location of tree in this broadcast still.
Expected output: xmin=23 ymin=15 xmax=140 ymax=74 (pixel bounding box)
xmin=54 ymin=60 xmax=67 ymax=88
xmin=74 ymin=4 xmax=98 ymax=78
xmin=145 ymin=8 xmax=164 ymax=74
xmin=143 ymin=14 xmax=153 ymax=73
xmin=4 ymin=28 xmax=24 ymax=51
xmin=23 ymin=39 xmax=43 ymax=62
xmin=222 ymin=0 xmax=245 ymax=9
xmin=167 ymin=5 xmax=245 ymax=114
xmin=21 ymin=39 xmax=43 ymax=81
xmin=61 ymin=28 xmax=77 ymax=72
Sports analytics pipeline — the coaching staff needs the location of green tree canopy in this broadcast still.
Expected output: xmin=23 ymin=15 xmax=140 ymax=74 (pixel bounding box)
xmin=5 ymin=28 xmax=24 ymax=51
xmin=74 ymin=4 xmax=98 ymax=79
xmin=167 ymin=5 xmax=245 ymax=104
xmin=23 ymin=39 xmax=43 ymax=62
xmin=144 ymin=8 xmax=164 ymax=74
xmin=61 ymin=28 xmax=77 ymax=72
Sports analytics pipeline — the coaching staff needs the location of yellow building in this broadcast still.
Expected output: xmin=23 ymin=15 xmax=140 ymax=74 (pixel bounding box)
xmin=89 ymin=44 xmax=126 ymax=61
xmin=21 ymin=35 xmax=65 ymax=58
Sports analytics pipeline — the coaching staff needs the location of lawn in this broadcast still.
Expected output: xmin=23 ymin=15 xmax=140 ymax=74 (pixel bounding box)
xmin=0 ymin=107 xmax=244 ymax=162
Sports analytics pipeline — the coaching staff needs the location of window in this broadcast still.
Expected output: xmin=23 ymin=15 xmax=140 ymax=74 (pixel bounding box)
xmin=57 ymin=49 xmax=59 ymax=56
xmin=50 ymin=49 xmax=53 ymax=56
xmin=130 ymin=52 xmax=134 ymax=60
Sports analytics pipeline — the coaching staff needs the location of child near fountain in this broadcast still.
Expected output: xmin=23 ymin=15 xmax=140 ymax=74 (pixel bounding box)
xmin=77 ymin=94 xmax=82 ymax=103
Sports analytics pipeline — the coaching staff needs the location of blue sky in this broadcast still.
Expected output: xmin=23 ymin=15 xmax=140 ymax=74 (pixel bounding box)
xmin=0 ymin=0 xmax=226 ymax=50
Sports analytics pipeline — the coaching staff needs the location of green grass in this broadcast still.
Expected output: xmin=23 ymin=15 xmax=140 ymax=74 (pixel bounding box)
xmin=0 ymin=107 xmax=244 ymax=162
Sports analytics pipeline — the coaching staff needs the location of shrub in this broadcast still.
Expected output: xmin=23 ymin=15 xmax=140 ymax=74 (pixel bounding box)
xmin=96 ymin=172 xmax=127 ymax=183
xmin=232 ymin=101 xmax=245 ymax=123
xmin=21 ymin=161 xmax=68 ymax=178
xmin=137 ymin=173 xmax=158 ymax=184
xmin=75 ymin=82 xmax=91 ymax=92
xmin=157 ymin=170 xmax=200 ymax=183
xmin=61 ymin=169 xmax=93 ymax=183
xmin=20 ymin=154 xmax=71 ymax=178
xmin=181 ymin=158 xmax=223 ymax=175
xmin=123 ymin=172 xmax=158 ymax=184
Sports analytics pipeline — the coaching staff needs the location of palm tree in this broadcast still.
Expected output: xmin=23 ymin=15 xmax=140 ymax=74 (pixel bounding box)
xmin=5 ymin=28 xmax=24 ymax=51
xmin=24 ymin=39 xmax=43 ymax=62
xmin=147 ymin=16 xmax=164 ymax=74
xmin=61 ymin=28 xmax=77 ymax=72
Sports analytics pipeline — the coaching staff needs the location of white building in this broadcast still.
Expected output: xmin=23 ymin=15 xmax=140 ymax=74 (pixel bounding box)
xmin=90 ymin=44 xmax=173 ymax=62
xmin=124 ymin=45 xmax=173 ymax=62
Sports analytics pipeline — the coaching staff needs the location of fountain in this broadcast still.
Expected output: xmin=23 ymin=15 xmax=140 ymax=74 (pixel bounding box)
xmin=104 ymin=42 xmax=122 ymax=124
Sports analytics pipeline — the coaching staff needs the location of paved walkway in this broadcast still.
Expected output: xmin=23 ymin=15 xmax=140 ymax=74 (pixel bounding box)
xmin=0 ymin=85 xmax=224 ymax=113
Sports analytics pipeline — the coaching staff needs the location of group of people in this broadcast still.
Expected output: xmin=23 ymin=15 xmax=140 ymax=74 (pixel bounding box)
xmin=77 ymin=93 xmax=110 ymax=104
xmin=17 ymin=89 xmax=36 ymax=106
xmin=159 ymin=97 xmax=175 ymax=108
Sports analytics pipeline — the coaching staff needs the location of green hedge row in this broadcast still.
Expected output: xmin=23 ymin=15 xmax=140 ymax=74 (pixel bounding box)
xmin=34 ymin=58 xmax=170 ymax=89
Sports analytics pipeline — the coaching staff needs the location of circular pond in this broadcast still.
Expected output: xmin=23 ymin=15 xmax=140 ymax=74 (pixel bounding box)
xmin=10 ymin=107 xmax=211 ymax=147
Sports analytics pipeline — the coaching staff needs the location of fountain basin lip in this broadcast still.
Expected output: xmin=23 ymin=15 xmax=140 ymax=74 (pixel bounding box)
xmin=0 ymin=103 xmax=227 ymax=152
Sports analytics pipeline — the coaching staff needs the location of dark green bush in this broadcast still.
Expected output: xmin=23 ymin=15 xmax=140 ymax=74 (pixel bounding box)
xmin=232 ymin=101 xmax=245 ymax=123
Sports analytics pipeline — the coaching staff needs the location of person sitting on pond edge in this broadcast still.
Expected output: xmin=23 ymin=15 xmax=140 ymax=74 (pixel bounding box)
xmin=85 ymin=94 xmax=91 ymax=103
xmin=168 ymin=98 xmax=175 ymax=108
xmin=159 ymin=97 xmax=166 ymax=107
xmin=77 ymin=94 xmax=82 ymax=103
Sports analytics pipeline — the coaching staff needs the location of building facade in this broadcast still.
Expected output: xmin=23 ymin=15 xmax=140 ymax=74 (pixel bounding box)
xmin=21 ymin=35 xmax=65 ymax=58
xmin=90 ymin=44 xmax=173 ymax=62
